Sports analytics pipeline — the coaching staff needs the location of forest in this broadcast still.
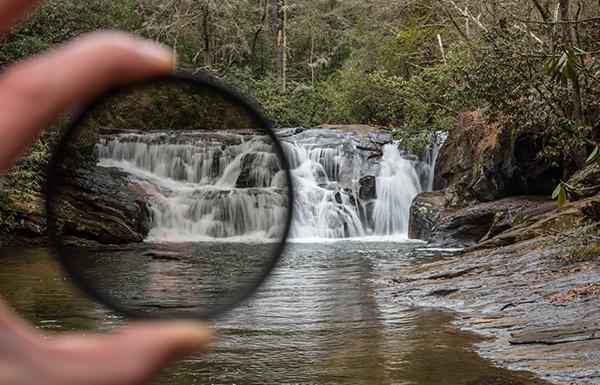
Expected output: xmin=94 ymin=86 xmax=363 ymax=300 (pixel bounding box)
xmin=1 ymin=0 xmax=599 ymax=200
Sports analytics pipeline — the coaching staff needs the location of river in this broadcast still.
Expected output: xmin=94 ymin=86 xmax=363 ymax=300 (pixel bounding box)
xmin=0 ymin=243 xmax=550 ymax=385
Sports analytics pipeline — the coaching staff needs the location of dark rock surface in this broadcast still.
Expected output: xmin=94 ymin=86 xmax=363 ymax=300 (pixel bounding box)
xmin=434 ymin=110 xmax=564 ymax=203
xmin=0 ymin=166 xmax=152 ymax=246
xmin=408 ymin=192 xmax=443 ymax=241
xmin=409 ymin=193 xmax=553 ymax=247
xmin=52 ymin=166 xmax=152 ymax=245
xmin=568 ymin=163 xmax=600 ymax=198
xmin=358 ymin=175 xmax=377 ymax=200
xmin=235 ymin=152 xmax=280 ymax=188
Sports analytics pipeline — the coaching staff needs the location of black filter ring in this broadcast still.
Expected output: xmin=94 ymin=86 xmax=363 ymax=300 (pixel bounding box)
xmin=44 ymin=72 xmax=294 ymax=320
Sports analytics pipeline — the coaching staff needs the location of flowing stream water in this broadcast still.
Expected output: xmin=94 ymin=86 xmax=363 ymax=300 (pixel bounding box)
xmin=0 ymin=129 xmax=550 ymax=384
xmin=96 ymin=128 xmax=445 ymax=241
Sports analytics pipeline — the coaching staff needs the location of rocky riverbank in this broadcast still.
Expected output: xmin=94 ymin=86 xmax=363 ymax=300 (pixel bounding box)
xmin=402 ymin=110 xmax=600 ymax=384
xmin=390 ymin=229 xmax=600 ymax=385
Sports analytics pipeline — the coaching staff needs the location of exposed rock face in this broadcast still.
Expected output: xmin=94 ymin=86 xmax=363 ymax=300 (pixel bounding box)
xmin=410 ymin=110 xmax=576 ymax=245
xmin=568 ymin=163 xmax=600 ymax=198
xmin=0 ymin=166 xmax=152 ymax=247
xmin=472 ymin=194 xmax=600 ymax=251
xmin=408 ymin=192 xmax=443 ymax=241
xmin=409 ymin=193 xmax=553 ymax=247
xmin=434 ymin=110 xmax=564 ymax=204
xmin=53 ymin=166 xmax=152 ymax=246
xmin=235 ymin=152 xmax=279 ymax=188
xmin=358 ymin=175 xmax=377 ymax=200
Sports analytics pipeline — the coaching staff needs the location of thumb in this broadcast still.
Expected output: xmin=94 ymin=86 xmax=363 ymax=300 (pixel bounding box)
xmin=47 ymin=321 xmax=215 ymax=385
xmin=114 ymin=321 xmax=216 ymax=366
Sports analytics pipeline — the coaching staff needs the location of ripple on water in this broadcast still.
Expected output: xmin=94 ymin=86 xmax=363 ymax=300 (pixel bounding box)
xmin=0 ymin=244 xmax=550 ymax=385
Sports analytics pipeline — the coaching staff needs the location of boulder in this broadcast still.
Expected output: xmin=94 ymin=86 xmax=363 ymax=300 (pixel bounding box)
xmin=235 ymin=152 xmax=279 ymax=188
xmin=472 ymin=194 xmax=600 ymax=250
xmin=434 ymin=110 xmax=564 ymax=204
xmin=409 ymin=193 xmax=553 ymax=248
xmin=408 ymin=192 xmax=443 ymax=241
xmin=358 ymin=175 xmax=377 ymax=200
xmin=51 ymin=166 xmax=152 ymax=246
xmin=568 ymin=163 xmax=600 ymax=198
xmin=0 ymin=166 xmax=153 ymax=247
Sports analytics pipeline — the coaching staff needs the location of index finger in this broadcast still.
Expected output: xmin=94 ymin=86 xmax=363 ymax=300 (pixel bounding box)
xmin=0 ymin=31 xmax=175 ymax=171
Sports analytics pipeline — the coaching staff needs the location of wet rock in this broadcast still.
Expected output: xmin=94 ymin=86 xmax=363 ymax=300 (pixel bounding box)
xmin=473 ymin=194 xmax=600 ymax=251
xmin=434 ymin=110 xmax=565 ymax=204
xmin=171 ymin=157 xmax=186 ymax=181
xmin=409 ymin=192 xmax=443 ymax=241
xmin=466 ymin=376 xmax=529 ymax=385
xmin=51 ymin=166 xmax=153 ymax=246
xmin=359 ymin=175 xmax=377 ymax=200
xmin=144 ymin=251 xmax=183 ymax=261
xmin=409 ymin=194 xmax=552 ymax=247
xmin=334 ymin=189 xmax=358 ymax=206
xmin=235 ymin=152 xmax=279 ymax=188
xmin=509 ymin=325 xmax=600 ymax=345
xmin=391 ymin=217 xmax=600 ymax=385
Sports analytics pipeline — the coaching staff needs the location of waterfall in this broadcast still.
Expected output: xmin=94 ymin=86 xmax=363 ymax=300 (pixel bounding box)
xmin=372 ymin=144 xmax=422 ymax=236
xmin=96 ymin=132 xmax=288 ymax=242
xmin=96 ymin=129 xmax=445 ymax=242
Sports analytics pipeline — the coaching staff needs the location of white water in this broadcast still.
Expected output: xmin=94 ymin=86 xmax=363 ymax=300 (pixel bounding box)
xmin=96 ymin=129 xmax=445 ymax=242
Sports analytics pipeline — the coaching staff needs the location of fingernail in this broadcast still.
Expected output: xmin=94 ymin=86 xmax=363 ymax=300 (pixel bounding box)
xmin=171 ymin=322 xmax=216 ymax=349
xmin=136 ymin=40 xmax=176 ymax=70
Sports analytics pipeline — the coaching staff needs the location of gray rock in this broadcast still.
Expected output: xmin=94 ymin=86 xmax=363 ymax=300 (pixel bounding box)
xmin=409 ymin=194 xmax=553 ymax=248
xmin=358 ymin=175 xmax=377 ymax=201
xmin=408 ymin=192 xmax=443 ymax=241
xmin=51 ymin=166 xmax=153 ymax=246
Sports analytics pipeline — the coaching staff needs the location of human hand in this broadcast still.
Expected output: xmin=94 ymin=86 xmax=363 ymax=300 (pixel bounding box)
xmin=0 ymin=1 xmax=215 ymax=384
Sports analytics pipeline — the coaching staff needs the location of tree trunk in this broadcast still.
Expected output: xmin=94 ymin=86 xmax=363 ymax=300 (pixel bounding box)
xmin=276 ymin=0 xmax=287 ymax=92
xmin=559 ymin=0 xmax=584 ymax=123
xmin=250 ymin=0 xmax=268 ymax=71
xmin=532 ymin=0 xmax=552 ymax=21
xmin=437 ymin=33 xmax=446 ymax=63
xmin=202 ymin=1 xmax=214 ymax=69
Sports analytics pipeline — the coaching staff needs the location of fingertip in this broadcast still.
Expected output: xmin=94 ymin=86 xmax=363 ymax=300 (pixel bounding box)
xmin=122 ymin=321 xmax=216 ymax=359
xmin=160 ymin=321 xmax=217 ymax=353
xmin=71 ymin=31 xmax=177 ymax=75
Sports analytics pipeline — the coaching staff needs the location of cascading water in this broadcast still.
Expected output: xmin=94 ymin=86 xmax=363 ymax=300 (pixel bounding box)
xmin=372 ymin=144 xmax=422 ymax=236
xmin=96 ymin=128 xmax=445 ymax=242
xmin=96 ymin=132 xmax=288 ymax=242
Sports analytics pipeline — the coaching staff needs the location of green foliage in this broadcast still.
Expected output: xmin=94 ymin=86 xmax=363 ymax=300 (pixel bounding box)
xmin=552 ymin=183 xmax=568 ymax=207
xmin=586 ymin=145 xmax=600 ymax=166
xmin=0 ymin=191 xmax=18 ymax=229
xmin=5 ymin=137 xmax=55 ymax=196
xmin=548 ymin=223 xmax=600 ymax=263
xmin=546 ymin=45 xmax=581 ymax=84
xmin=0 ymin=0 xmax=142 ymax=65
xmin=1 ymin=0 xmax=599 ymax=211
xmin=552 ymin=181 xmax=584 ymax=207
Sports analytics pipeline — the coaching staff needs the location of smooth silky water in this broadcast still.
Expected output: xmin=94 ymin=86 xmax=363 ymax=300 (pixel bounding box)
xmin=0 ymin=245 xmax=550 ymax=385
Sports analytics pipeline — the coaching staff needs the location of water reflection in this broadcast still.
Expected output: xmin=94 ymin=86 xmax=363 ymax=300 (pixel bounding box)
xmin=0 ymin=244 xmax=549 ymax=385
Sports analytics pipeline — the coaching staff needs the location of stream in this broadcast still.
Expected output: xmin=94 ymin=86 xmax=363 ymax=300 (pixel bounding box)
xmin=0 ymin=128 xmax=552 ymax=384
xmin=0 ymin=244 xmax=549 ymax=385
